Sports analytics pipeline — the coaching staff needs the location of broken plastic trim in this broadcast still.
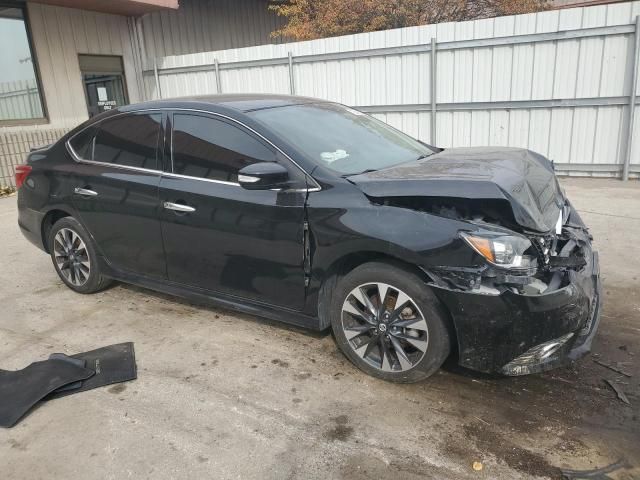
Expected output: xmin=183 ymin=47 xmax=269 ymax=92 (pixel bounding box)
xmin=501 ymin=333 xmax=574 ymax=376
xmin=423 ymin=209 xmax=592 ymax=296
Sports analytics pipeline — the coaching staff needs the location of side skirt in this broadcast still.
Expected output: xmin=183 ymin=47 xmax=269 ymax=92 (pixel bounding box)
xmin=99 ymin=259 xmax=323 ymax=331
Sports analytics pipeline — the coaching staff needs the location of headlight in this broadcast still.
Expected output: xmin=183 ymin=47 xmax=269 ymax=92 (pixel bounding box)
xmin=460 ymin=231 xmax=533 ymax=269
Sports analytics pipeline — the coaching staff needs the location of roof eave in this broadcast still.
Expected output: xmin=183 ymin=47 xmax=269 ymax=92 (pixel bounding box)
xmin=27 ymin=0 xmax=179 ymax=16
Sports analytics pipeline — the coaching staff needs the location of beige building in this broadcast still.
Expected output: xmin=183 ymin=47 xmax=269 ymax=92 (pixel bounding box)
xmin=0 ymin=0 xmax=284 ymax=187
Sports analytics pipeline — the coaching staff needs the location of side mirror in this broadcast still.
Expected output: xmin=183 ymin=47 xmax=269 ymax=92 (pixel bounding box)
xmin=238 ymin=162 xmax=290 ymax=190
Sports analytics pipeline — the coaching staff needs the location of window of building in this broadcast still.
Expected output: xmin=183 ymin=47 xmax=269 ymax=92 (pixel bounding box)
xmin=92 ymin=113 xmax=162 ymax=169
xmin=171 ymin=114 xmax=276 ymax=183
xmin=0 ymin=5 xmax=45 ymax=123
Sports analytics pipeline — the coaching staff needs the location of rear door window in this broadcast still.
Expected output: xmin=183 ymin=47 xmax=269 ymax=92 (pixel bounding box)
xmin=171 ymin=113 xmax=276 ymax=183
xmin=92 ymin=113 xmax=162 ymax=170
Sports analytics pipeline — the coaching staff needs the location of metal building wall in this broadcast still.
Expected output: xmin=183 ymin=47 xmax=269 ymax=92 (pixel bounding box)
xmin=147 ymin=1 xmax=640 ymax=178
xmin=139 ymin=0 xmax=285 ymax=68
xmin=26 ymin=2 xmax=145 ymax=129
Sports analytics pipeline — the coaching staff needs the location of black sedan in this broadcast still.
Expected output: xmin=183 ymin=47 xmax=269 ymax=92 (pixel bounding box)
xmin=16 ymin=94 xmax=601 ymax=382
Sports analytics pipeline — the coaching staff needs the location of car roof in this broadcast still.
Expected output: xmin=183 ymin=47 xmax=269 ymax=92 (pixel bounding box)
xmin=117 ymin=94 xmax=327 ymax=114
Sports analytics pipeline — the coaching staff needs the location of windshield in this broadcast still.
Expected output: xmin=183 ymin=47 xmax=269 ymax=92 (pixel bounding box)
xmin=249 ymin=103 xmax=435 ymax=176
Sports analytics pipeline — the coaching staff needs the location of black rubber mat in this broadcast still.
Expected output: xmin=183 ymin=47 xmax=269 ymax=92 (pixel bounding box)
xmin=47 ymin=353 xmax=87 ymax=393
xmin=46 ymin=342 xmax=137 ymax=400
xmin=0 ymin=358 xmax=94 ymax=428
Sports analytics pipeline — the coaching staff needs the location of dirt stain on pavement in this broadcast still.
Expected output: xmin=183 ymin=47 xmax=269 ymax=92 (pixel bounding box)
xmin=325 ymin=415 xmax=353 ymax=442
xmin=108 ymin=384 xmax=127 ymax=394
xmin=271 ymin=359 xmax=289 ymax=368
xmin=463 ymin=423 xmax=560 ymax=478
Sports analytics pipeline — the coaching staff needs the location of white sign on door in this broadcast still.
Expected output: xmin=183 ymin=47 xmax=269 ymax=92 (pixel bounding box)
xmin=97 ymin=87 xmax=108 ymax=102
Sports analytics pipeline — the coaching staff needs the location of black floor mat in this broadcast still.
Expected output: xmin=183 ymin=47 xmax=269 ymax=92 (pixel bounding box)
xmin=0 ymin=358 xmax=94 ymax=428
xmin=46 ymin=342 xmax=137 ymax=400
xmin=47 ymin=353 xmax=88 ymax=393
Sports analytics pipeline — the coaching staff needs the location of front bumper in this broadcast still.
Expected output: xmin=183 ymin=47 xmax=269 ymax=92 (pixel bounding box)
xmin=432 ymin=244 xmax=602 ymax=376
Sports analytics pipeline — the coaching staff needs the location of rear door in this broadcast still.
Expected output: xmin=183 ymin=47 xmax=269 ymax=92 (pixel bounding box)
xmin=159 ymin=111 xmax=307 ymax=309
xmin=68 ymin=111 xmax=166 ymax=278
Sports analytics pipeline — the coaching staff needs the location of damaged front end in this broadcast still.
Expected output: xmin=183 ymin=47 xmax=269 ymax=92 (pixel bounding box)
xmin=348 ymin=147 xmax=601 ymax=375
xmin=416 ymin=199 xmax=602 ymax=376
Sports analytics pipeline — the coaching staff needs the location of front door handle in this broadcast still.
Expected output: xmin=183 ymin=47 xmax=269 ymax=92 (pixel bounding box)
xmin=164 ymin=201 xmax=196 ymax=213
xmin=74 ymin=187 xmax=98 ymax=197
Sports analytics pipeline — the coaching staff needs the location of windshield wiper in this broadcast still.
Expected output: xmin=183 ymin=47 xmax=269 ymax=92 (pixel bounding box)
xmin=342 ymin=169 xmax=378 ymax=178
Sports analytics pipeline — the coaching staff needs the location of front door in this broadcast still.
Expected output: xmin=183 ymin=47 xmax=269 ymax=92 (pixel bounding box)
xmin=159 ymin=112 xmax=308 ymax=310
xmin=79 ymin=54 xmax=128 ymax=117
xmin=68 ymin=111 xmax=166 ymax=278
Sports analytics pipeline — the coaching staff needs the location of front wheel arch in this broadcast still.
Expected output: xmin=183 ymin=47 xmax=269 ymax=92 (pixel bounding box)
xmin=329 ymin=259 xmax=453 ymax=382
xmin=317 ymin=253 xmax=453 ymax=334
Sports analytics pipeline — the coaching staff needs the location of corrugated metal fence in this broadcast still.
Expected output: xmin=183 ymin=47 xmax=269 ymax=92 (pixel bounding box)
xmin=0 ymin=79 xmax=43 ymax=122
xmin=144 ymin=1 xmax=640 ymax=179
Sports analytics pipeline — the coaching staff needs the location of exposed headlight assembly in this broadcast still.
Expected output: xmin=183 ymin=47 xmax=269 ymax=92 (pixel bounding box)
xmin=460 ymin=230 xmax=533 ymax=269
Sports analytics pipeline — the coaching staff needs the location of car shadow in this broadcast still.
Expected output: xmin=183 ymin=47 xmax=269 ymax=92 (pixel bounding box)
xmin=115 ymin=282 xmax=331 ymax=340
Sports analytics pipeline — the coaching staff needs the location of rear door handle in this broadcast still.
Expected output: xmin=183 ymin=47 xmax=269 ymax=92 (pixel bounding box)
xmin=74 ymin=187 xmax=98 ymax=197
xmin=164 ymin=202 xmax=196 ymax=213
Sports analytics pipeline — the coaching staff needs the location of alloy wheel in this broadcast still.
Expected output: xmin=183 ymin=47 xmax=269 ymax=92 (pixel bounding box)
xmin=53 ymin=228 xmax=91 ymax=287
xmin=341 ymin=282 xmax=429 ymax=372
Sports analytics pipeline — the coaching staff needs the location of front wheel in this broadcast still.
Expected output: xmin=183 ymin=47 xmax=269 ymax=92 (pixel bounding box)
xmin=331 ymin=261 xmax=451 ymax=383
xmin=48 ymin=216 xmax=112 ymax=294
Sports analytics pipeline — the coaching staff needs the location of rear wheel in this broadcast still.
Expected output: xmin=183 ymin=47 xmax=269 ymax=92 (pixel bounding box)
xmin=331 ymin=261 xmax=451 ymax=383
xmin=48 ymin=217 xmax=111 ymax=293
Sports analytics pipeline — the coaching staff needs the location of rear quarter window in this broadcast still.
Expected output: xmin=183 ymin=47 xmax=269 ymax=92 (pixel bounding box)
xmin=68 ymin=126 xmax=97 ymax=160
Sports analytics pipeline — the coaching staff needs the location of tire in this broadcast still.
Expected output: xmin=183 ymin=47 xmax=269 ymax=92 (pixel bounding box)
xmin=331 ymin=261 xmax=451 ymax=383
xmin=48 ymin=216 xmax=112 ymax=294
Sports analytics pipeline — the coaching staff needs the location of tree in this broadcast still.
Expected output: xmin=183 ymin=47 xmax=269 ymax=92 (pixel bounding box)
xmin=269 ymin=0 xmax=550 ymax=41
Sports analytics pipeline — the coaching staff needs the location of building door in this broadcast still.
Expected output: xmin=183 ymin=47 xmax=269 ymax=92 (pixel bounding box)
xmin=79 ymin=54 xmax=128 ymax=117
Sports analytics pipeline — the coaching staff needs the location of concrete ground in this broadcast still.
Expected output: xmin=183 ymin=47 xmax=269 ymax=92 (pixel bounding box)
xmin=0 ymin=178 xmax=638 ymax=480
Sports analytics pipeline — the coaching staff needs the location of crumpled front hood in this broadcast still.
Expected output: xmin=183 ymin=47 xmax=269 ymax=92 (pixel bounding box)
xmin=348 ymin=147 xmax=564 ymax=233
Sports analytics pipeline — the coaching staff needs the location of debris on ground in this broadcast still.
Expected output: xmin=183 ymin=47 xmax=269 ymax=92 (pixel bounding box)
xmin=560 ymin=459 xmax=631 ymax=479
xmin=604 ymin=379 xmax=631 ymax=406
xmin=473 ymin=416 xmax=489 ymax=425
xmin=472 ymin=461 xmax=483 ymax=471
xmin=592 ymin=358 xmax=633 ymax=377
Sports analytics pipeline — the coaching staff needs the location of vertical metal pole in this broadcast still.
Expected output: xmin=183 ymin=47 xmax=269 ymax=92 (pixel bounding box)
xmin=430 ymin=38 xmax=437 ymax=145
xmin=153 ymin=58 xmax=162 ymax=99
xmin=623 ymin=15 xmax=640 ymax=181
xmin=288 ymin=52 xmax=295 ymax=95
xmin=214 ymin=58 xmax=222 ymax=94
xmin=27 ymin=82 xmax=35 ymax=118
xmin=133 ymin=17 xmax=150 ymax=101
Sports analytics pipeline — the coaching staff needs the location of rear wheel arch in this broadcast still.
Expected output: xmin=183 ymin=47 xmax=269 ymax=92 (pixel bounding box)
xmin=47 ymin=216 xmax=112 ymax=293
xmin=41 ymin=209 xmax=73 ymax=253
